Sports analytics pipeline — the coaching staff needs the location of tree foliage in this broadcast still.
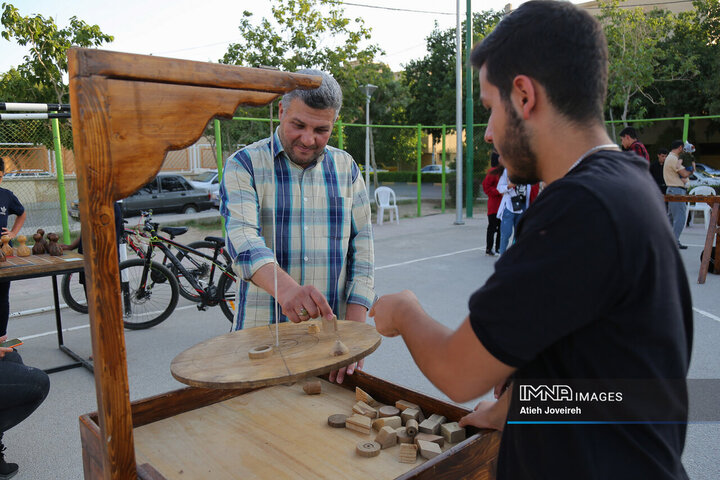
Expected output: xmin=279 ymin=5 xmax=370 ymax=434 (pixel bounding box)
xmin=1 ymin=2 xmax=113 ymax=104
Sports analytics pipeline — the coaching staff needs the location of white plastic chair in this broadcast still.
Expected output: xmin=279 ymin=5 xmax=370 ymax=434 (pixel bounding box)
xmin=374 ymin=186 xmax=399 ymax=225
xmin=686 ymin=185 xmax=715 ymax=231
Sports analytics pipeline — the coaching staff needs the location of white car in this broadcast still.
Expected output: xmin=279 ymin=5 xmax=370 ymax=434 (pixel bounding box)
xmin=420 ymin=165 xmax=453 ymax=174
xmin=687 ymin=170 xmax=720 ymax=189
xmin=189 ymin=170 xmax=220 ymax=204
xmin=695 ymin=163 xmax=720 ymax=176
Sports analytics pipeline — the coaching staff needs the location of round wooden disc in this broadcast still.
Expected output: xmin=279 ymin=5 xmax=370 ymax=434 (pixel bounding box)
xmin=248 ymin=345 xmax=273 ymax=359
xmin=356 ymin=441 xmax=381 ymax=458
xmin=378 ymin=405 xmax=400 ymax=418
xmin=171 ymin=320 xmax=381 ymax=389
xmin=328 ymin=414 xmax=347 ymax=428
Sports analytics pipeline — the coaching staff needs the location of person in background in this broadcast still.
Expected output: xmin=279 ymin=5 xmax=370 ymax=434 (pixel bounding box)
xmin=0 ymin=159 xmax=26 ymax=337
xmin=663 ymin=140 xmax=695 ymax=249
xmin=496 ymin=167 xmax=539 ymax=255
xmin=619 ymin=126 xmax=650 ymax=163
xmin=482 ymin=151 xmax=503 ymax=256
xmin=0 ymin=335 xmax=50 ymax=479
xmin=650 ymin=148 xmax=668 ymax=195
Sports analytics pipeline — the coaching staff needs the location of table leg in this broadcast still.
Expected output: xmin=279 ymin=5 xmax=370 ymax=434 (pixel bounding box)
xmin=698 ymin=204 xmax=719 ymax=284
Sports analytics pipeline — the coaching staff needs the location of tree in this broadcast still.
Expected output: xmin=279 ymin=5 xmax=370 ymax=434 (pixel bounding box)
xmin=599 ymin=0 xmax=698 ymax=126
xmin=1 ymin=3 xmax=114 ymax=105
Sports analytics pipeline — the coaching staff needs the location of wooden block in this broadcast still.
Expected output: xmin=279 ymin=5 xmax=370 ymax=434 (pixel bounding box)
xmin=417 ymin=439 xmax=442 ymax=460
xmin=440 ymin=422 xmax=466 ymax=444
xmin=414 ymin=432 xmax=445 ymax=448
xmin=395 ymin=400 xmax=421 ymax=414
xmin=302 ymin=380 xmax=321 ymax=395
xmin=395 ymin=427 xmax=413 ymax=444
xmin=247 ymin=344 xmax=273 ymax=359
xmin=378 ymin=405 xmax=399 ymax=418
xmin=307 ymin=323 xmax=320 ymax=334
xmin=372 ymin=416 xmax=402 ymax=431
xmin=327 ymin=414 xmax=347 ymax=428
xmin=353 ymin=401 xmax=378 ymax=419
xmin=405 ymin=419 xmax=418 ymax=437
xmin=321 ymin=315 xmax=337 ymax=334
xmin=356 ymin=441 xmax=381 ymax=458
xmin=398 ymin=443 xmax=418 ymax=464
xmin=374 ymin=426 xmax=397 ymax=449
xmin=356 ymin=387 xmax=378 ymax=407
xmin=331 ymin=339 xmax=349 ymax=356
xmin=419 ymin=414 xmax=446 ymax=435
xmin=345 ymin=414 xmax=372 ymax=434
xmin=401 ymin=408 xmax=420 ymax=424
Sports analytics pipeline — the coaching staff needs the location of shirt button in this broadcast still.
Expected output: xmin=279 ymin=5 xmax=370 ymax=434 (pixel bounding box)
xmin=304 ymin=197 xmax=308 ymax=202
xmin=304 ymin=226 xmax=308 ymax=231
xmin=304 ymin=256 xmax=309 ymax=262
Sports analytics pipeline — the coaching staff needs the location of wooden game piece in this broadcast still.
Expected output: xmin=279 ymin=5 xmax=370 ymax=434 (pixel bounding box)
xmin=401 ymin=408 xmax=421 ymax=424
xmin=321 ymin=314 xmax=338 ymax=334
xmin=374 ymin=426 xmax=397 ymax=449
xmin=302 ymin=380 xmax=321 ymax=395
xmin=417 ymin=439 xmax=442 ymax=460
xmin=397 ymin=400 xmax=424 ymax=422
xmin=419 ymin=414 xmax=446 ymax=435
xmin=378 ymin=405 xmax=399 ymax=418
xmin=356 ymin=387 xmax=378 ymax=407
xmin=15 ymin=235 xmax=31 ymax=257
xmin=307 ymin=323 xmax=320 ymax=334
xmin=395 ymin=427 xmax=413 ymax=444
xmin=414 ymin=433 xmax=445 ymax=448
xmin=345 ymin=414 xmax=372 ymax=435
xmin=353 ymin=401 xmax=378 ymax=419
xmin=440 ymin=422 xmax=466 ymax=444
xmin=31 ymin=232 xmax=45 ymax=255
xmin=398 ymin=443 xmax=418 ymax=464
xmin=247 ymin=344 xmax=273 ymax=359
xmin=46 ymin=233 xmax=63 ymax=256
xmin=355 ymin=441 xmax=381 ymax=458
xmin=372 ymin=415 xmax=402 ymax=431
xmin=405 ymin=419 xmax=419 ymax=437
xmin=331 ymin=339 xmax=349 ymax=356
xmin=0 ymin=236 xmax=12 ymax=257
xmin=327 ymin=414 xmax=347 ymax=428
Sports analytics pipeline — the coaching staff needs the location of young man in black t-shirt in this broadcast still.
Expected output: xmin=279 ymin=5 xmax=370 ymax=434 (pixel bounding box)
xmin=369 ymin=2 xmax=691 ymax=479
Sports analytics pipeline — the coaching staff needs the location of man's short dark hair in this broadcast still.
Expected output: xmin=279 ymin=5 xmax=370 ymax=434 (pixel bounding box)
xmin=658 ymin=148 xmax=669 ymax=155
xmin=619 ymin=127 xmax=638 ymax=139
xmin=670 ymin=140 xmax=684 ymax=151
xmin=0 ymin=157 xmax=4 ymax=172
xmin=470 ymin=0 xmax=608 ymax=124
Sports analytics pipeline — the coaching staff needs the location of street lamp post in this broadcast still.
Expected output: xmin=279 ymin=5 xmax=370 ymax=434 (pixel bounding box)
xmin=363 ymin=84 xmax=378 ymax=189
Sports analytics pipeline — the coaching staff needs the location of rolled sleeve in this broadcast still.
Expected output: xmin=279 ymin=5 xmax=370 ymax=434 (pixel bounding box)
xmin=344 ymin=170 xmax=375 ymax=309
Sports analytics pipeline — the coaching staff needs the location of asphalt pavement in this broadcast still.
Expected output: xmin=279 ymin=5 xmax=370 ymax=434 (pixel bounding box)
xmin=3 ymin=211 xmax=720 ymax=479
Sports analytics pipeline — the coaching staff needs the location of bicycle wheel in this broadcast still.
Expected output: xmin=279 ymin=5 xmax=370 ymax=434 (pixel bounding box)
xmin=217 ymin=270 xmax=238 ymax=323
xmin=119 ymin=258 xmax=179 ymax=330
xmin=61 ymin=272 xmax=89 ymax=314
xmin=174 ymin=241 xmax=232 ymax=302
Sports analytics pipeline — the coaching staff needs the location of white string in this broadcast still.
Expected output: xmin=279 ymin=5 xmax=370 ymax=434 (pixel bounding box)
xmin=270 ymin=103 xmax=279 ymax=347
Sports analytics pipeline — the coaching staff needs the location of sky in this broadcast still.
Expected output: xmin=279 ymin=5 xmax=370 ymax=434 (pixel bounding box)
xmin=0 ymin=0 xmax=560 ymax=75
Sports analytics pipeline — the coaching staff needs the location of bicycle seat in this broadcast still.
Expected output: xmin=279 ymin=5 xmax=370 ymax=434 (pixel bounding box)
xmin=204 ymin=236 xmax=225 ymax=247
xmin=161 ymin=226 xmax=188 ymax=238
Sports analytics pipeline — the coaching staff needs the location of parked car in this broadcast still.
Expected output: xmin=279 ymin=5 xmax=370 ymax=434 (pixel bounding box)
xmin=694 ymin=163 xmax=720 ymax=177
xmin=4 ymin=170 xmax=52 ymax=178
xmin=420 ymin=165 xmax=453 ymax=174
xmin=190 ymin=170 xmax=220 ymax=196
xmin=686 ymin=170 xmax=720 ymax=189
xmin=69 ymin=174 xmax=214 ymax=219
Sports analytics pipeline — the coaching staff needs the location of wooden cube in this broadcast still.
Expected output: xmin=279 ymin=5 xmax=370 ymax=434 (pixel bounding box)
xmin=396 ymin=400 xmax=424 ymax=421
xmin=374 ymin=426 xmax=397 ymax=449
xmin=440 ymin=422 xmax=466 ymax=444
xmin=419 ymin=414 xmax=446 ymax=435
xmin=398 ymin=443 xmax=418 ymax=464
xmin=401 ymin=408 xmax=421 ymax=424
xmin=395 ymin=427 xmax=414 ymax=444
xmin=417 ymin=439 xmax=442 ymax=460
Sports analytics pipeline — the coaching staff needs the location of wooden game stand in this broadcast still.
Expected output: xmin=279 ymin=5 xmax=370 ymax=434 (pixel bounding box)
xmin=665 ymin=194 xmax=720 ymax=283
xmin=69 ymin=48 xmax=500 ymax=480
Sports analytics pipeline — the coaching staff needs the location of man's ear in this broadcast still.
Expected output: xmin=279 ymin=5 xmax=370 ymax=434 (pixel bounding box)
xmin=277 ymin=101 xmax=284 ymax=119
xmin=511 ymin=75 xmax=536 ymax=120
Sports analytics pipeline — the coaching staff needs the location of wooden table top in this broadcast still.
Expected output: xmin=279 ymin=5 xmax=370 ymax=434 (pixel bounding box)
xmin=0 ymin=252 xmax=84 ymax=281
xmin=171 ymin=320 xmax=382 ymax=389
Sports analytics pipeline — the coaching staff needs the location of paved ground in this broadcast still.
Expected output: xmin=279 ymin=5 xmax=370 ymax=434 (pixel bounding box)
xmin=3 ymin=211 xmax=719 ymax=479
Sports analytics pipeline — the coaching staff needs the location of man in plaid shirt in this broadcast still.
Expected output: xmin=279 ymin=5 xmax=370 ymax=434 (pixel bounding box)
xmin=220 ymin=70 xmax=375 ymax=383
xmin=619 ymin=126 xmax=649 ymax=163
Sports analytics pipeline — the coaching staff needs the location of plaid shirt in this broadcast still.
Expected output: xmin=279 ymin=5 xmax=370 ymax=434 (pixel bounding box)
xmin=629 ymin=140 xmax=649 ymax=163
xmin=220 ymin=131 xmax=375 ymax=329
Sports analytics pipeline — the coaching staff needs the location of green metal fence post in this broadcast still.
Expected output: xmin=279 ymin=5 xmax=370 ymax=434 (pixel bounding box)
xmin=214 ymin=118 xmax=225 ymax=236
xmin=441 ymin=125 xmax=447 ymax=213
xmin=336 ymin=120 xmax=344 ymax=150
xmin=51 ymin=118 xmax=71 ymax=243
xmin=682 ymin=114 xmax=689 ymax=142
xmin=465 ymin=0 xmax=474 ymax=218
xmin=417 ymin=124 xmax=422 ymax=217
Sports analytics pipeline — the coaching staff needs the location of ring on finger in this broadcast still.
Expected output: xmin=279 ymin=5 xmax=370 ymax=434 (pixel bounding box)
xmin=298 ymin=308 xmax=309 ymax=317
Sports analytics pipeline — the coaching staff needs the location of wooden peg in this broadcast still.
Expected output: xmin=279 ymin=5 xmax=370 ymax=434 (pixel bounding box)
xmin=395 ymin=427 xmax=413 ymax=444
xmin=302 ymin=380 xmax=321 ymax=395
xmin=0 ymin=236 xmax=12 ymax=257
xmin=374 ymin=426 xmax=397 ymax=449
xmin=31 ymin=232 xmax=45 ymax=255
xmin=15 ymin=235 xmax=31 ymax=257
xmin=405 ymin=419 xmax=419 ymax=437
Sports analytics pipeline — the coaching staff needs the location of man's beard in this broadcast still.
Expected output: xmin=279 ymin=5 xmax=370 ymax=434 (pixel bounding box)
xmin=499 ymin=105 xmax=540 ymax=185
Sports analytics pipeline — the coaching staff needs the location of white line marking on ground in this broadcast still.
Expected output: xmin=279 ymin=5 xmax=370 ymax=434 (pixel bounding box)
xmin=694 ymin=307 xmax=720 ymax=324
xmin=376 ymin=247 xmax=483 ymax=270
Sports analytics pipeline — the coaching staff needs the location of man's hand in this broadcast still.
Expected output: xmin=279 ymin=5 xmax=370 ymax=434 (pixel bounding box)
xmin=278 ymin=284 xmax=334 ymax=323
xmin=369 ymin=290 xmax=421 ymax=337
xmin=458 ymin=384 xmax=512 ymax=431
xmin=329 ymin=303 xmax=367 ymax=384
xmin=1 ymin=227 xmax=14 ymax=240
xmin=0 ymin=335 xmax=13 ymax=359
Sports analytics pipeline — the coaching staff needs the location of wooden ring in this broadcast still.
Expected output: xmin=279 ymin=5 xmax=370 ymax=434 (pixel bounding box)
xmin=248 ymin=345 xmax=273 ymax=359
xmin=356 ymin=441 xmax=381 ymax=457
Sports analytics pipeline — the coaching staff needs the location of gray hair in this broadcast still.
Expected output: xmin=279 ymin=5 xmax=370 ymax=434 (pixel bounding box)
xmin=281 ymin=69 xmax=342 ymax=118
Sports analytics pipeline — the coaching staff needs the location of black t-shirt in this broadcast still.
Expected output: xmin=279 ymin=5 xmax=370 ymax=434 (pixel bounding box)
xmin=649 ymin=160 xmax=666 ymax=193
xmin=0 ymin=187 xmax=24 ymax=231
xmin=469 ymin=151 xmax=692 ymax=479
